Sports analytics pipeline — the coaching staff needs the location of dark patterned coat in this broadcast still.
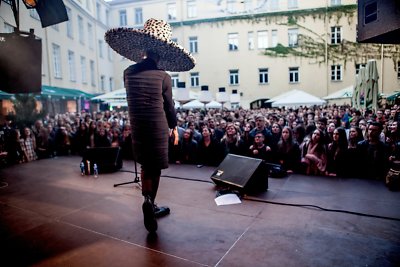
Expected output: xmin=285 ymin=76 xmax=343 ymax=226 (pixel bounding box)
xmin=124 ymin=58 xmax=177 ymax=169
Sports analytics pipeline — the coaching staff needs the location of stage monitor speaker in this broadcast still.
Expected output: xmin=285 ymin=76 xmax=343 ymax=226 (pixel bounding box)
xmin=82 ymin=147 xmax=123 ymax=174
xmin=210 ymin=154 xmax=268 ymax=193
xmin=0 ymin=32 xmax=42 ymax=94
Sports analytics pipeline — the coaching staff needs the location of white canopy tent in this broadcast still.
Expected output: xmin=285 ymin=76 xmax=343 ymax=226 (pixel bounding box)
xmin=270 ymin=89 xmax=326 ymax=107
xmin=92 ymin=88 xmax=126 ymax=101
xmin=323 ymin=86 xmax=353 ymax=105
xmin=206 ymin=100 xmax=223 ymax=109
xmin=182 ymin=99 xmax=205 ymax=109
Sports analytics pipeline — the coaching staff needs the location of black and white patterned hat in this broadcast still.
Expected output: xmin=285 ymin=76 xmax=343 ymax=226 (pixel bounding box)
xmin=105 ymin=18 xmax=196 ymax=72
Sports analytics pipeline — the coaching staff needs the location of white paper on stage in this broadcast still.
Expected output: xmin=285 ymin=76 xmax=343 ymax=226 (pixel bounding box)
xmin=214 ymin=193 xmax=242 ymax=206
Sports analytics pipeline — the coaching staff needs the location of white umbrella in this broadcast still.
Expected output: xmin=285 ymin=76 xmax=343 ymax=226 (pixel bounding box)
xmin=271 ymin=89 xmax=326 ymax=107
xmin=323 ymin=86 xmax=353 ymax=100
xmin=92 ymin=88 xmax=126 ymax=101
xmin=182 ymin=99 xmax=204 ymax=109
xmin=205 ymin=100 xmax=223 ymax=109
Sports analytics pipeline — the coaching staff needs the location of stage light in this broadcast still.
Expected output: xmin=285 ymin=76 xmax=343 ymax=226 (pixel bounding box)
xmin=23 ymin=0 xmax=38 ymax=8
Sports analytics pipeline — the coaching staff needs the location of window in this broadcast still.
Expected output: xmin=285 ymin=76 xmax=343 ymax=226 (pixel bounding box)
xmin=90 ymin=60 xmax=95 ymax=86
xmin=86 ymin=0 xmax=91 ymax=11
xmin=257 ymin=30 xmax=268 ymax=49
xmin=135 ymin=8 xmax=143 ymax=25
xmin=98 ymin=40 xmax=104 ymax=58
xmin=355 ymin=63 xmax=366 ymax=74
xmin=331 ymin=65 xmax=342 ymax=81
xmin=109 ymin=77 xmax=113 ymax=91
xmin=100 ymin=75 xmax=105 ymax=91
xmin=171 ymin=74 xmax=179 ymax=88
xmin=88 ymin=23 xmax=94 ymax=49
xmin=119 ymin=10 xmax=127 ymax=26
xmin=66 ymin=7 xmax=73 ymax=38
xmin=331 ymin=26 xmax=341 ymax=44
xmin=398 ymin=62 xmax=400 ymax=79
xmin=271 ymin=30 xmax=278 ymax=47
xmin=52 ymin=23 xmax=59 ymax=31
xmin=106 ymin=9 xmax=110 ymax=25
xmin=52 ymin=44 xmax=62 ymax=78
xmin=187 ymin=1 xmax=197 ymax=18
xmin=227 ymin=0 xmax=236 ymax=13
xmin=190 ymin=72 xmax=199 ymax=87
xmin=96 ymin=3 xmax=101 ymax=20
xmin=259 ymin=68 xmax=269 ymax=84
xmin=228 ymin=33 xmax=239 ymax=51
xmin=331 ymin=0 xmax=341 ymax=6
xmin=108 ymin=47 xmax=113 ymax=61
xmin=270 ymin=0 xmax=279 ymax=11
xmin=229 ymin=70 xmax=239 ymax=85
xmin=288 ymin=0 xmax=298 ymax=9
xmin=78 ymin=16 xmax=84 ymax=44
xmin=289 ymin=67 xmax=299 ymax=83
xmin=288 ymin=28 xmax=298 ymax=47
xmin=189 ymin=36 xmax=198 ymax=53
xmin=68 ymin=50 xmax=76 ymax=82
xmin=248 ymin=31 xmax=254 ymax=50
xmin=81 ymin=56 xmax=87 ymax=84
xmin=3 ymin=22 xmax=14 ymax=33
xmin=167 ymin=3 xmax=177 ymax=21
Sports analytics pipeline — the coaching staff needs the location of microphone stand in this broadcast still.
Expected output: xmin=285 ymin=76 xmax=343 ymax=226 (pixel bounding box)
xmin=113 ymin=159 xmax=141 ymax=187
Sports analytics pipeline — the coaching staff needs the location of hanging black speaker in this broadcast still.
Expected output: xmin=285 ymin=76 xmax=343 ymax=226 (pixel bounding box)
xmin=34 ymin=0 xmax=69 ymax=28
xmin=0 ymin=32 xmax=42 ymax=94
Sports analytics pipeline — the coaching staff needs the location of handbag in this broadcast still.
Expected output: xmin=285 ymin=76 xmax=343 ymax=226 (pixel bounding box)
xmin=385 ymin=168 xmax=400 ymax=191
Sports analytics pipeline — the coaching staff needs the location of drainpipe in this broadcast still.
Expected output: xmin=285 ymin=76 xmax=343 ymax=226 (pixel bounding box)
xmin=380 ymin=44 xmax=384 ymax=94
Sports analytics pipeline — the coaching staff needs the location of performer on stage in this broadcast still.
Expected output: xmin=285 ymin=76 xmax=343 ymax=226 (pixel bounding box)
xmin=105 ymin=18 xmax=195 ymax=233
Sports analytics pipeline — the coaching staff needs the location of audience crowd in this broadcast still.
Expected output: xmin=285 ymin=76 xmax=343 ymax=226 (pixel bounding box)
xmin=2 ymin=104 xmax=400 ymax=182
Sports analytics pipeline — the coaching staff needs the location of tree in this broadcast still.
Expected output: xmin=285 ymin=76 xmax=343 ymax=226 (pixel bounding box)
xmin=9 ymin=94 xmax=46 ymax=129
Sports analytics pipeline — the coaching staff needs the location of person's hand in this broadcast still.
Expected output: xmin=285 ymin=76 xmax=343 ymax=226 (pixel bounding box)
xmin=169 ymin=128 xmax=174 ymax=137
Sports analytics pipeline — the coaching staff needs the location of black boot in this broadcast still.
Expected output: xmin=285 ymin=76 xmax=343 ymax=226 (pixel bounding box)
xmin=154 ymin=205 xmax=170 ymax=218
xmin=142 ymin=196 xmax=157 ymax=233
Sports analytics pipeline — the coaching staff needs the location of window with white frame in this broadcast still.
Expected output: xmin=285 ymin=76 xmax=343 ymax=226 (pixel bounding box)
xmin=288 ymin=28 xmax=298 ymax=47
xmin=3 ymin=22 xmax=14 ymax=33
xmin=227 ymin=0 xmax=236 ymax=13
xmin=108 ymin=47 xmax=113 ymax=61
xmin=66 ymin=7 xmax=73 ymax=38
xmin=52 ymin=44 xmax=62 ymax=78
xmin=190 ymin=72 xmax=199 ymax=87
xmin=135 ymin=8 xmax=143 ymax=25
xmin=171 ymin=74 xmax=179 ymax=88
xmin=189 ymin=36 xmax=198 ymax=53
xmin=187 ymin=1 xmax=197 ymax=18
xmin=331 ymin=0 xmax=341 ymax=6
xmin=331 ymin=26 xmax=341 ymax=44
xmin=81 ymin=56 xmax=87 ymax=84
xmin=100 ymin=75 xmax=105 ymax=91
xmin=119 ymin=10 xmax=127 ymax=26
xmin=289 ymin=67 xmax=299 ymax=83
xmin=96 ymin=3 xmax=101 ymax=20
xmin=271 ymin=30 xmax=278 ymax=47
xmin=106 ymin=9 xmax=110 ymax=25
xmin=248 ymin=31 xmax=254 ymax=50
xmin=90 ymin=60 xmax=95 ymax=86
xmin=51 ymin=23 xmax=59 ymax=31
xmin=86 ymin=0 xmax=91 ymax=11
xmin=259 ymin=68 xmax=269 ymax=84
xmin=68 ymin=50 xmax=76 ymax=82
xmin=331 ymin=65 xmax=342 ymax=81
xmin=229 ymin=70 xmax=239 ymax=85
xmin=88 ymin=23 xmax=93 ymax=49
xmin=109 ymin=77 xmax=113 ymax=91
xmin=228 ymin=33 xmax=239 ymax=51
xmin=355 ymin=63 xmax=366 ymax=74
xmin=167 ymin=3 xmax=177 ymax=21
xmin=98 ymin=40 xmax=104 ymax=58
xmin=270 ymin=0 xmax=279 ymax=10
xmin=257 ymin=30 xmax=268 ymax=49
xmin=398 ymin=62 xmax=400 ymax=79
xmin=288 ymin=0 xmax=298 ymax=9
xmin=78 ymin=16 xmax=84 ymax=44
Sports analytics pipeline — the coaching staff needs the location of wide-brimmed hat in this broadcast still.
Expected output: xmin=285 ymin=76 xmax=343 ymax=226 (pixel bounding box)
xmin=105 ymin=18 xmax=196 ymax=72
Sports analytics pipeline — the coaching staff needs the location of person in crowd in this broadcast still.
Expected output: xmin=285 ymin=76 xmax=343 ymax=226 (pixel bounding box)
xmin=326 ymin=122 xmax=336 ymax=143
xmin=54 ymin=126 xmax=72 ymax=156
xmin=385 ymin=121 xmax=400 ymax=153
xmin=220 ymin=123 xmax=245 ymax=157
xmin=270 ymin=122 xmax=282 ymax=151
xmin=20 ymin=127 xmax=37 ymax=162
xmin=197 ymin=126 xmax=222 ymax=166
xmin=94 ymin=127 xmax=111 ymax=147
xmin=120 ymin=124 xmax=134 ymax=160
xmin=248 ymin=133 xmax=272 ymax=161
xmin=357 ymin=122 xmax=390 ymax=180
xmin=88 ymin=120 xmax=97 ymax=148
xmin=36 ymin=126 xmax=52 ymax=159
xmin=176 ymin=129 xmax=198 ymax=164
xmin=110 ymin=128 xmax=122 ymax=148
xmin=73 ymin=122 xmax=90 ymax=156
xmin=249 ymin=114 xmax=272 ymax=146
xmin=301 ymin=129 xmax=327 ymax=175
xmin=187 ymin=121 xmax=202 ymax=143
xmin=105 ymin=18 xmax=194 ymax=233
xmin=325 ymin=127 xmax=348 ymax=177
xmin=214 ymin=119 xmax=227 ymax=141
xmin=276 ymin=126 xmax=301 ymax=173
xmin=6 ymin=129 xmax=24 ymax=164
xmin=240 ymin=122 xmax=254 ymax=150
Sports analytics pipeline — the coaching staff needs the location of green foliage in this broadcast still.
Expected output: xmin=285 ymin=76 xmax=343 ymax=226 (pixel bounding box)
xmin=10 ymin=94 xmax=46 ymax=129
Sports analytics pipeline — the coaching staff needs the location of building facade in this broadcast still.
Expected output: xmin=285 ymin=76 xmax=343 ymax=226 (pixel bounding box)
xmin=1 ymin=0 xmax=400 ymax=113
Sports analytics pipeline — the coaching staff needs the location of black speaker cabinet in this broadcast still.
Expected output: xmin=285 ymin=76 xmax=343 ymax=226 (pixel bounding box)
xmin=82 ymin=147 xmax=123 ymax=174
xmin=210 ymin=154 xmax=268 ymax=193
